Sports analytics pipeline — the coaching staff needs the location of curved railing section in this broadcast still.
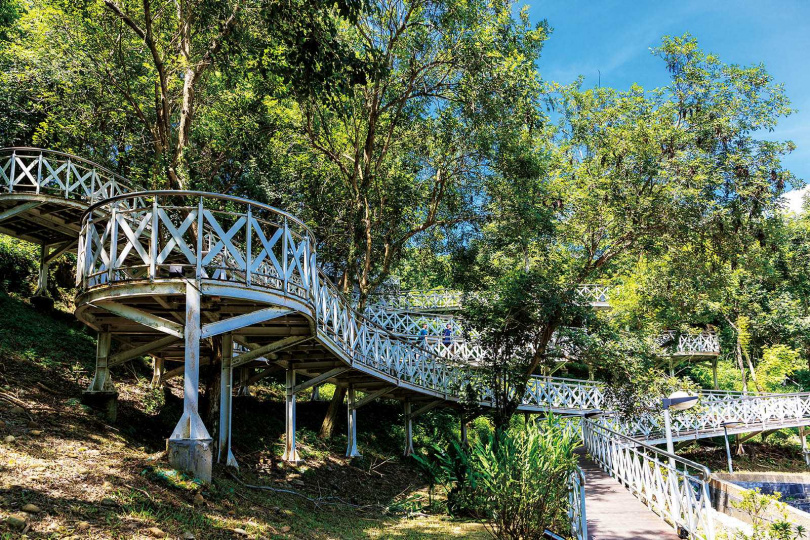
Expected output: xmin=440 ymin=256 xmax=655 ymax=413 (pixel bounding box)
xmin=365 ymin=288 xmax=463 ymax=312
xmin=583 ymin=420 xmax=715 ymax=539
xmin=77 ymin=191 xmax=476 ymax=398
xmin=1 ymin=147 xmax=133 ymax=203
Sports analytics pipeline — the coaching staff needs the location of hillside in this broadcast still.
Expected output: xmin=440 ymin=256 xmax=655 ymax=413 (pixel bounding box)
xmin=0 ymin=292 xmax=487 ymax=539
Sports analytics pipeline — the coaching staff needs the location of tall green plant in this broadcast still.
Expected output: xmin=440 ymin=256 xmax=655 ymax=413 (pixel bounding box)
xmin=414 ymin=416 xmax=580 ymax=540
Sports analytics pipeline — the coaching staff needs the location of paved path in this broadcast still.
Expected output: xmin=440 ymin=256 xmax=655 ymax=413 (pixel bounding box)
xmin=579 ymin=456 xmax=680 ymax=540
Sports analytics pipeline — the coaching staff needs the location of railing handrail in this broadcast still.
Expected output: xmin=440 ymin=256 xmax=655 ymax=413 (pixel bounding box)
xmin=1 ymin=146 xmax=133 ymax=185
xmin=586 ymin=419 xmax=712 ymax=479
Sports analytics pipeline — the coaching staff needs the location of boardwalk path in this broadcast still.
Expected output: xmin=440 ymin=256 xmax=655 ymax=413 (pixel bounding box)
xmin=579 ymin=456 xmax=680 ymax=540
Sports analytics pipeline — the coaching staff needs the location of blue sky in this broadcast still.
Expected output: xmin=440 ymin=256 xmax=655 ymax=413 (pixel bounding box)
xmin=526 ymin=0 xmax=810 ymax=211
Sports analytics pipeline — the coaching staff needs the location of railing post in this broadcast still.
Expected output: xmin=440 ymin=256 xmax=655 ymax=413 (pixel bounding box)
xmin=149 ymin=198 xmax=158 ymax=279
xmin=108 ymin=204 xmax=119 ymax=283
xmin=245 ymin=206 xmax=252 ymax=286
xmin=196 ymin=198 xmax=204 ymax=279
xmin=36 ymin=152 xmax=42 ymax=194
xmin=9 ymin=150 xmax=15 ymax=193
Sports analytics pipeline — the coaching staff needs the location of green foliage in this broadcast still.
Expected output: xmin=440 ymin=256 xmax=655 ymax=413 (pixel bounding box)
xmin=729 ymin=488 xmax=806 ymax=540
xmin=413 ymin=417 xmax=580 ymax=540
xmin=142 ymin=382 xmax=166 ymax=415
xmin=756 ymin=345 xmax=802 ymax=392
xmin=0 ymin=234 xmax=37 ymax=293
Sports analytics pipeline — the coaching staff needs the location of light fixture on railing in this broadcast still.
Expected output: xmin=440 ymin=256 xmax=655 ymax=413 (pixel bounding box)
xmin=661 ymin=391 xmax=699 ymax=466
xmin=720 ymin=420 xmax=744 ymax=473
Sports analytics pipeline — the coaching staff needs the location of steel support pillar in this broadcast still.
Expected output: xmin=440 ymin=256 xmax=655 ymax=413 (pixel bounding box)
xmin=217 ymin=333 xmax=237 ymax=468
xmin=82 ymin=331 xmax=118 ymax=422
xmin=35 ymin=244 xmax=49 ymax=297
xmin=712 ymin=358 xmax=719 ymax=390
xmin=283 ymin=368 xmax=300 ymax=463
xmin=403 ymin=400 xmax=414 ymax=457
xmin=151 ymin=356 xmax=164 ymax=388
xmin=346 ymin=385 xmax=361 ymax=458
xmin=238 ymin=367 xmax=252 ymax=396
xmin=801 ymin=427 xmax=810 ymax=467
xmin=168 ymin=283 xmax=213 ymax=483
xmin=311 ymin=384 xmax=321 ymax=401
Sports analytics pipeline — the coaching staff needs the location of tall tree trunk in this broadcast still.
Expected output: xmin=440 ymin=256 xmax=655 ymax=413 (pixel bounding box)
xmin=319 ymin=385 xmax=346 ymax=439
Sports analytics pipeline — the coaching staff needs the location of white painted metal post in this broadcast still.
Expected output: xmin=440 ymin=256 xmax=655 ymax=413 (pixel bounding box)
xmin=403 ymin=400 xmax=414 ymax=456
xmin=150 ymin=356 xmax=164 ymax=388
xmin=82 ymin=331 xmax=117 ymax=422
xmin=346 ymin=385 xmax=360 ymax=458
xmin=218 ymin=333 xmax=237 ymax=467
xmin=238 ymin=367 xmax=252 ymax=396
xmin=35 ymin=244 xmax=49 ymax=296
xmin=283 ymin=368 xmax=300 ymax=462
xmin=801 ymin=427 xmax=809 ymax=467
xmin=88 ymin=331 xmax=114 ymax=392
xmin=168 ymin=282 xmax=213 ymax=482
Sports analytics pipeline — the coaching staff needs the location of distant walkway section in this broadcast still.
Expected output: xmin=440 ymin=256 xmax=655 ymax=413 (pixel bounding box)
xmin=579 ymin=456 xmax=680 ymax=540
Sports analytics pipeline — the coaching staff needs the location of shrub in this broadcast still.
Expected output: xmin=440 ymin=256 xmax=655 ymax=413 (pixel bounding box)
xmin=0 ymin=234 xmax=37 ymax=293
xmin=730 ymin=488 xmax=806 ymax=540
xmin=414 ymin=416 xmax=580 ymax=540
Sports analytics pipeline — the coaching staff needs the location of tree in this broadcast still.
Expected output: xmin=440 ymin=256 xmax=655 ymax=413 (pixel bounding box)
xmin=461 ymin=34 xmax=798 ymax=427
xmin=292 ymin=0 xmax=548 ymax=301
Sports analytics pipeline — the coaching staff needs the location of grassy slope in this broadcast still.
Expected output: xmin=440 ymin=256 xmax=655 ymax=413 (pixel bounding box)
xmin=0 ymin=292 xmax=488 ymax=539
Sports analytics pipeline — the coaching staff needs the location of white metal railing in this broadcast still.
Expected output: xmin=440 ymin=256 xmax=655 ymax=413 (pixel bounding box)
xmin=365 ymin=288 xmax=463 ymax=311
xmin=568 ymin=466 xmax=587 ymax=540
xmin=657 ymin=330 xmax=720 ymax=356
xmin=613 ymin=392 xmax=810 ymax=442
xmin=0 ymin=147 xmax=132 ymax=203
xmin=576 ymin=284 xmax=610 ymax=307
xmin=76 ymin=191 xmax=587 ymax=409
xmin=583 ymin=419 xmax=715 ymax=539
xmin=77 ymin=191 xmax=476 ymax=398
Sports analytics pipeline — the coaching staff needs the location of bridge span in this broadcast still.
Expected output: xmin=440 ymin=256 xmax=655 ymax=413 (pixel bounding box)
xmin=3 ymin=148 xmax=810 ymax=540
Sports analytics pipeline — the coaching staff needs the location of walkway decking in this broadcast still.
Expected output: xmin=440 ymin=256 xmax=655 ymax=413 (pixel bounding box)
xmin=579 ymin=455 xmax=680 ymax=540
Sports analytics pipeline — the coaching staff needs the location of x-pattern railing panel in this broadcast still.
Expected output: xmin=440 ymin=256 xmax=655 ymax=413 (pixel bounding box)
xmin=365 ymin=289 xmax=463 ymax=311
xmin=1 ymin=148 xmax=133 ymax=203
xmin=657 ymin=331 xmax=720 ymax=355
xmin=576 ymin=284 xmax=610 ymax=306
xmin=583 ymin=420 xmax=715 ymax=539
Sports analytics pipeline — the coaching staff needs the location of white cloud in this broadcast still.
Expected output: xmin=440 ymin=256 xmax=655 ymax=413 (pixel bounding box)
xmin=782 ymin=186 xmax=809 ymax=214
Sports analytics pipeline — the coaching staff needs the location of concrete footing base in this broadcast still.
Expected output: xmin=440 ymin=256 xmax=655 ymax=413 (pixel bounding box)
xmin=167 ymin=438 xmax=213 ymax=483
xmin=81 ymin=391 xmax=118 ymax=422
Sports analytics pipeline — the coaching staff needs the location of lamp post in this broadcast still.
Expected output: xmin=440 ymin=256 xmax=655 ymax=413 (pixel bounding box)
xmin=721 ymin=421 xmax=744 ymax=473
xmin=661 ymin=391 xmax=699 ymax=467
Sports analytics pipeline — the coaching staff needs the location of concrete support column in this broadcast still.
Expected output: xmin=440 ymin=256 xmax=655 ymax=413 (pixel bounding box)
xmin=238 ymin=367 xmax=252 ymax=396
xmin=217 ymin=333 xmax=237 ymax=468
xmin=82 ymin=331 xmax=118 ymax=422
xmin=403 ymin=400 xmax=414 ymax=457
xmin=151 ymin=356 xmax=164 ymax=388
xmin=346 ymin=385 xmax=361 ymax=458
xmin=283 ymin=368 xmax=300 ymax=463
xmin=168 ymin=283 xmax=213 ymax=483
